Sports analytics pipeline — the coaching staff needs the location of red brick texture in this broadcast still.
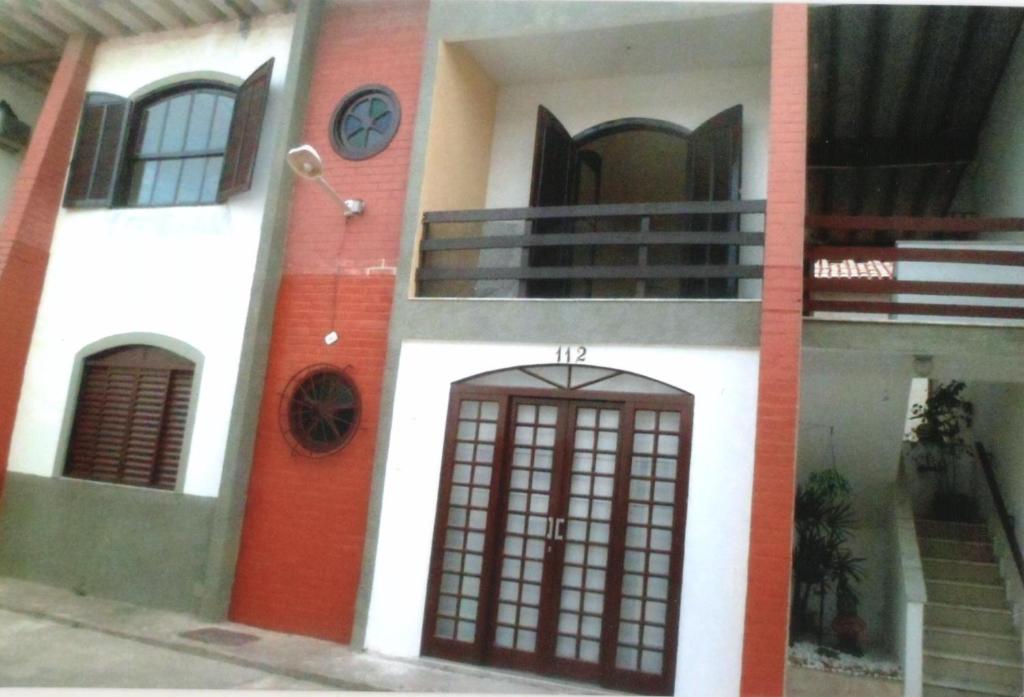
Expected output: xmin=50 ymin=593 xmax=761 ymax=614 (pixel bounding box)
xmin=0 ymin=37 xmax=94 ymax=499
xmin=740 ymin=6 xmax=808 ymax=697
xmin=229 ymin=1 xmax=427 ymax=642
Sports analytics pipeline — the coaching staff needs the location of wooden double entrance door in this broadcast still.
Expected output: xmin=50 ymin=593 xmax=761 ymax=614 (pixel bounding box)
xmin=422 ymin=384 xmax=693 ymax=694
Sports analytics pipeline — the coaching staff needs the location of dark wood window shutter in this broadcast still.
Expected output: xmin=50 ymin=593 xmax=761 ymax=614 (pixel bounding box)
xmin=527 ymin=105 xmax=579 ymax=297
xmin=686 ymin=104 xmax=743 ymax=297
xmin=64 ymin=92 xmax=131 ymax=208
xmin=217 ymin=58 xmax=275 ymax=202
xmin=65 ymin=345 xmax=195 ymax=490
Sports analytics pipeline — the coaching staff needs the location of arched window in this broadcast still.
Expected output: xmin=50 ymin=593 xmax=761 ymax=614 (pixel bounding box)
xmin=127 ymin=84 xmax=236 ymax=206
xmin=64 ymin=345 xmax=195 ymax=490
xmin=63 ymin=59 xmax=275 ymax=209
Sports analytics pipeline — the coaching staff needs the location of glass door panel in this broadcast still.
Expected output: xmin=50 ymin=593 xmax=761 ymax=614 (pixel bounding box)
xmin=554 ymin=405 xmax=621 ymax=669
xmin=614 ymin=408 xmax=682 ymax=677
xmin=492 ymin=401 xmax=559 ymax=657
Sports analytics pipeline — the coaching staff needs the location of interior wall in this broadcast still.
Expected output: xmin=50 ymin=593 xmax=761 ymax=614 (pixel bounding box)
xmin=365 ymin=340 xmax=759 ymax=697
xmin=415 ymin=42 xmax=497 ymax=297
xmin=5 ymin=15 xmax=296 ymax=497
xmin=0 ymin=72 xmax=46 ymax=226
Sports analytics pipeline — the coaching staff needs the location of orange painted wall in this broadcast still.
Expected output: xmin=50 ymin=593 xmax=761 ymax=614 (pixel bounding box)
xmin=0 ymin=38 xmax=93 ymax=499
xmin=229 ymin=1 xmax=428 ymax=642
xmin=740 ymin=5 xmax=809 ymax=697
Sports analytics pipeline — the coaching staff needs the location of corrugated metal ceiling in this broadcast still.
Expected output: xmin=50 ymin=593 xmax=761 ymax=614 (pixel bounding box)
xmin=0 ymin=0 xmax=295 ymax=92
xmin=808 ymin=4 xmax=1024 ymax=242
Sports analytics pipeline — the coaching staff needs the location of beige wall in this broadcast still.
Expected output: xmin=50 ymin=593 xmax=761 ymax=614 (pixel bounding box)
xmin=416 ymin=42 xmax=498 ymax=297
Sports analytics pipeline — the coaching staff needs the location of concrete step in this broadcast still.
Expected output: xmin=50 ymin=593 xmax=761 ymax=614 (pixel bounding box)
xmin=918 ymin=519 xmax=991 ymax=543
xmin=923 ymin=676 xmax=1020 ymax=697
xmin=923 ymin=557 xmax=1004 ymax=585
xmin=919 ymin=537 xmax=996 ymax=563
xmin=924 ymin=650 xmax=1023 ymax=692
xmin=925 ymin=626 xmax=1023 ymax=663
xmin=926 ymin=602 xmax=1016 ymax=635
xmin=926 ymin=579 xmax=1011 ymax=610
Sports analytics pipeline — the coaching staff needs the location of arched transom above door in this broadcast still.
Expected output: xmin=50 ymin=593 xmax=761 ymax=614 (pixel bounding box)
xmin=456 ymin=364 xmax=686 ymax=396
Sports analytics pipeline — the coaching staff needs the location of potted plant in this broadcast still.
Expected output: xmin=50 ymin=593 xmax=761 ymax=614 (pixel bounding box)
xmin=790 ymin=469 xmax=865 ymax=650
xmin=911 ymin=380 xmax=978 ymax=522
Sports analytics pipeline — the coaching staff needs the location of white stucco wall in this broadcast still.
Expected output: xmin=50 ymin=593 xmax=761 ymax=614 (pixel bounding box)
xmin=483 ymin=66 xmax=769 ymax=210
xmin=797 ymin=350 xmax=918 ymax=653
xmin=970 ymin=382 xmax=1024 ymax=553
xmin=365 ymin=340 xmax=759 ymax=697
xmin=953 ymin=28 xmax=1024 ymax=218
xmin=6 ymin=14 xmax=295 ymax=497
xmin=0 ymin=72 xmax=46 ymax=225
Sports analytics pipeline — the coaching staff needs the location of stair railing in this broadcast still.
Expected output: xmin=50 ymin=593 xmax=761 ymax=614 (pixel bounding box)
xmin=973 ymin=442 xmax=1024 ymax=634
xmin=975 ymin=442 xmax=1024 ymax=586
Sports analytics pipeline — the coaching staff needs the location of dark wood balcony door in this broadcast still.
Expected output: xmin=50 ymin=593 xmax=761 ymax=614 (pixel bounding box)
xmin=422 ymin=385 xmax=693 ymax=695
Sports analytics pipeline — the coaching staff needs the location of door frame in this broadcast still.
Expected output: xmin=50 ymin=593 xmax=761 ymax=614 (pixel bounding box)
xmin=421 ymin=381 xmax=694 ymax=694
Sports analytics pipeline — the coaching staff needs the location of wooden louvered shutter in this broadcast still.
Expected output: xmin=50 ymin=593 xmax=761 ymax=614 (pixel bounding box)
xmin=218 ymin=58 xmax=274 ymax=202
xmin=65 ymin=346 xmax=194 ymax=490
xmin=64 ymin=92 xmax=131 ymax=208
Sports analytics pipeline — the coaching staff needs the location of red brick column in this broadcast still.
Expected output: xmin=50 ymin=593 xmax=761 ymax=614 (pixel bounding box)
xmin=0 ymin=37 xmax=94 ymax=496
xmin=740 ymin=6 xmax=808 ymax=696
xmin=229 ymin=1 xmax=427 ymax=642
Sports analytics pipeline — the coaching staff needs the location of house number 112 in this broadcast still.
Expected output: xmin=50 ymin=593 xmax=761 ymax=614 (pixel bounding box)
xmin=555 ymin=345 xmax=587 ymax=363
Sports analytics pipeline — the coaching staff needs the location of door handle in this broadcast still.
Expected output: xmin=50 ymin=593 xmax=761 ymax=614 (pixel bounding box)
xmin=545 ymin=516 xmax=566 ymax=541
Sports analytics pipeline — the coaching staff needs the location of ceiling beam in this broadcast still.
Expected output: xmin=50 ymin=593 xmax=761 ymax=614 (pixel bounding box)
xmin=164 ymin=0 xmax=222 ymax=24
xmin=131 ymin=0 xmax=192 ymax=30
xmin=19 ymin=0 xmax=96 ymax=36
xmin=54 ymin=0 xmax=127 ymax=38
xmin=0 ymin=47 xmax=62 ymax=66
xmin=99 ymin=0 xmax=162 ymax=34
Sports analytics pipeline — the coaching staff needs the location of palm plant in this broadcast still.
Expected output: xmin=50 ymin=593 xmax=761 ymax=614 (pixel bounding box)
xmin=790 ymin=469 xmax=864 ymax=648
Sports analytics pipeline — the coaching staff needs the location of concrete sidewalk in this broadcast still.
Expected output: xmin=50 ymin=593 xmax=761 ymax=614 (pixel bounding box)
xmin=0 ymin=577 xmax=610 ymax=692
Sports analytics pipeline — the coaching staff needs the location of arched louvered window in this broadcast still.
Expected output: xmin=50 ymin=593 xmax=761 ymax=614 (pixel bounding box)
xmin=64 ymin=345 xmax=195 ymax=490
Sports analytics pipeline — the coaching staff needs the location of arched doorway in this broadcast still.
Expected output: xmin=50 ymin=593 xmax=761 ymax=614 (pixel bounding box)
xmin=527 ymin=106 xmax=743 ymax=299
xmin=420 ymin=364 xmax=693 ymax=694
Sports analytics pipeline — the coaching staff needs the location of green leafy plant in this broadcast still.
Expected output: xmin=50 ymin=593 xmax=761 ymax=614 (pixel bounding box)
xmin=791 ymin=469 xmax=864 ymax=649
xmin=911 ymin=380 xmax=977 ymax=521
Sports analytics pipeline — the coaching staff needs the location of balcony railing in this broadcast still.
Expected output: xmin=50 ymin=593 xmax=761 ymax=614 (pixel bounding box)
xmin=416 ymin=201 xmax=767 ymax=299
xmin=805 ymin=215 xmax=1024 ymax=322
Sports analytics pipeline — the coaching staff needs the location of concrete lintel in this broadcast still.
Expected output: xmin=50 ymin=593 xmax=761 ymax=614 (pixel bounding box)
xmin=803 ymin=319 xmax=1024 ymax=359
xmin=393 ymin=299 xmax=762 ymax=347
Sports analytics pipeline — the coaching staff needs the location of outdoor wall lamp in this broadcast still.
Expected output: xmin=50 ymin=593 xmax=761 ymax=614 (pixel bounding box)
xmin=286 ymin=144 xmax=365 ymax=217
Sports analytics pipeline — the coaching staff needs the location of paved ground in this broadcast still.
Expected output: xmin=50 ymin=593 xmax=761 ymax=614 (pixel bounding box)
xmin=0 ymin=577 xmax=608 ymax=692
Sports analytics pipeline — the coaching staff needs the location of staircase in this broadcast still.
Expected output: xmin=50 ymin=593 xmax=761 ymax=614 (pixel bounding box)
xmin=917 ymin=519 xmax=1023 ymax=697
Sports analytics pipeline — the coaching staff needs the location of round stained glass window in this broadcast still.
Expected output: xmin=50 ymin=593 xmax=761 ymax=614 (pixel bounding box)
xmin=329 ymin=85 xmax=401 ymax=160
xmin=282 ymin=366 xmax=360 ymax=456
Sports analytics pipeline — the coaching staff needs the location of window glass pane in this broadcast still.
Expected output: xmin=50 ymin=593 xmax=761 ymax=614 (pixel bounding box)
xmin=139 ymin=101 xmax=168 ymax=156
xmin=185 ymin=92 xmax=216 ymax=152
xmin=130 ymin=160 xmax=158 ymax=205
xmin=159 ymin=93 xmax=192 ymax=154
xmin=209 ymin=94 xmax=235 ymax=150
xmin=176 ymin=158 xmax=206 ymax=204
xmin=200 ymin=157 xmax=223 ymax=203
xmin=151 ymin=160 xmax=182 ymax=205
